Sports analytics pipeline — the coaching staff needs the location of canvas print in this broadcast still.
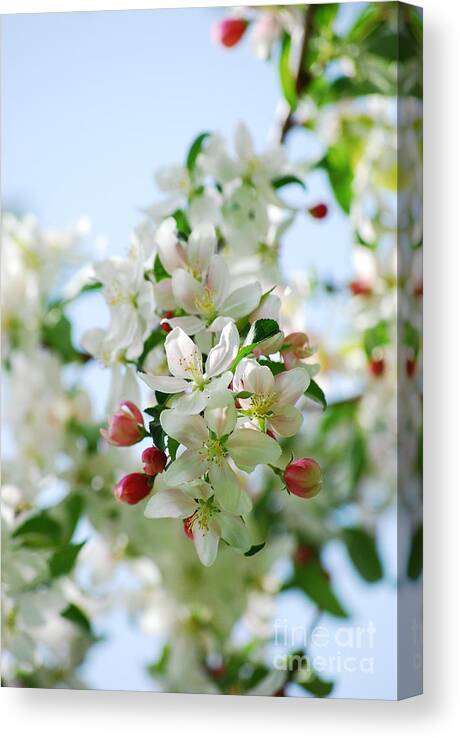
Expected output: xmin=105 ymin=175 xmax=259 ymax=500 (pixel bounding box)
xmin=1 ymin=3 xmax=422 ymax=699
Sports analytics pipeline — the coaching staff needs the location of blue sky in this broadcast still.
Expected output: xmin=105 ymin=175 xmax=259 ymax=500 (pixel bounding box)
xmin=2 ymin=4 xmax=398 ymax=699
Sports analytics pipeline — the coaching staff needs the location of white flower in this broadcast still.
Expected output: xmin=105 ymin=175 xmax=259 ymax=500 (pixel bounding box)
xmin=169 ymin=250 xmax=262 ymax=335
xmin=144 ymin=479 xmax=251 ymax=567
xmin=158 ymin=391 xmax=281 ymax=514
xmin=85 ymin=237 xmax=155 ymax=362
xmin=146 ymin=165 xmax=222 ymax=228
xmin=233 ymin=358 xmax=310 ymax=437
xmin=140 ymin=323 xmax=238 ymax=414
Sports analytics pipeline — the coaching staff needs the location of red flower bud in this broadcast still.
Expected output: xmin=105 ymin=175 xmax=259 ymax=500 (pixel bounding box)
xmin=212 ymin=18 xmax=248 ymax=48
xmin=295 ymin=544 xmax=315 ymax=567
xmin=160 ymin=320 xmax=173 ymax=334
xmin=350 ymin=279 xmax=373 ymax=297
xmin=114 ymin=473 xmax=153 ymax=505
xmin=100 ymin=400 xmax=144 ymax=447
xmin=142 ymin=446 xmax=167 ymax=476
xmin=406 ymin=358 xmax=417 ymax=378
xmin=369 ymin=357 xmax=385 ymax=377
xmin=309 ymin=203 xmax=328 ymax=219
xmin=283 ymin=458 xmax=322 ymax=499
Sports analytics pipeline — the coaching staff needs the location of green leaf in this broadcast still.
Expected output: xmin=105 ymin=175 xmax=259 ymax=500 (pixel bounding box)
xmin=49 ymin=542 xmax=85 ymax=579
xmin=407 ymin=524 xmax=423 ymax=580
xmin=343 ymin=527 xmax=383 ymax=582
xmin=271 ymin=175 xmax=306 ymax=191
xmin=363 ymin=319 xmax=390 ymax=359
xmin=149 ymin=419 xmax=166 ymax=451
xmin=347 ymin=4 xmax=384 ymax=43
xmin=278 ymin=33 xmax=297 ymax=109
xmin=13 ymin=512 xmax=62 ymax=547
xmin=230 ymin=319 xmax=280 ymax=373
xmin=304 ymin=379 xmax=327 ymax=411
xmin=167 ymin=435 xmax=179 ymax=462
xmin=42 ymin=309 xmax=79 ymax=363
xmin=284 ymin=563 xmax=348 ymax=618
xmin=350 ymin=430 xmax=367 ymax=487
xmin=50 ymin=493 xmax=84 ymax=545
xmin=297 ymin=669 xmax=334 ymax=697
xmin=186 ymin=132 xmax=210 ymax=173
xmin=244 ymin=542 xmax=266 ymax=557
xmin=147 ymin=643 xmax=171 ymax=677
xmin=313 ymin=3 xmax=339 ymax=32
xmin=317 ymin=144 xmax=353 ymax=213
xmin=61 ymin=603 xmax=92 ymax=635
xmin=153 ymin=254 xmax=170 ymax=282
xmin=258 ymin=358 xmax=285 ymax=375
xmin=171 ymin=209 xmax=191 ymax=239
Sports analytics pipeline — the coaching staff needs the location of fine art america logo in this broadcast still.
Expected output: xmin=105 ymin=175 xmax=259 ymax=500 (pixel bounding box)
xmin=273 ymin=620 xmax=377 ymax=676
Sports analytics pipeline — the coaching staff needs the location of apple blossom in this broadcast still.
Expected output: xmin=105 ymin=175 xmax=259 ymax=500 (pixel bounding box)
xmin=233 ymin=358 xmax=310 ymax=437
xmin=144 ymin=479 xmax=251 ymax=566
xmin=158 ymin=391 xmax=281 ymax=514
xmin=101 ymin=400 xmax=145 ymax=447
xmin=140 ymin=323 xmax=238 ymax=414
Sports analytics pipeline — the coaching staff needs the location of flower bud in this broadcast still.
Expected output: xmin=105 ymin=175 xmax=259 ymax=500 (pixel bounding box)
xmin=309 ymin=203 xmax=328 ymax=219
xmin=281 ymin=332 xmax=312 ymax=369
xmin=114 ymin=473 xmax=153 ymax=505
xmin=350 ymin=279 xmax=372 ymax=297
xmin=101 ymin=401 xmax=144 ymax=447
xmin=142 ymin=446 xmax=167 ymax=476
xmin=369 ymin=357 xmax=385 ymax=377
xmin=212 ymin=18 xmax=248 ymax=48
xmin=283 ymin=458 xmax=322 ymax=499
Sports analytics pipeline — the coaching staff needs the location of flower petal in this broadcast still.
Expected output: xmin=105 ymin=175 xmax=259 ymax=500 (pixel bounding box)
xmin=269 ymin=405 xmax=303 ymax=437
xmin=226 ymin=428 xmax=281 ymax=472
xmin=242 ymin=361 xmax=274 ymax=395
xmin=144 ymin=489 xmax=196 ymax=519
xmin=153 ymin=278 xmax=176 ymax=311
xmin=205 ymin=321 xmax=239 ymax=378
xmin=160 ymin=409 xmax=208 ymax=448
xmin=168 ymin=315 xmax=206 ymax=335
xmin=165 ymin=327 xmax=203 ymax=380
xmin=274 ymin=367 xmax=310 ymax=405
xmin=204 ymin=391 xmax=237 ymax=438
xmin=215 ymin=513 xmax=251 ymax=552
xmin=207 ymin=255 xmax=230 ymax=307
xmin=209 ymin=459 xmax=252 ymax=515
xmin=155 ymin=217 xmax=186 ymax=274
xmin=171 ymin=269 xmax=203 ymax=314
xmin=193 ymin=524 xmax=220 ymax=567
xmin=171 ymin=388 xmax=208 ymax=415
xmin=163 ymin=449 xmax=208 ymax=486
xmin=187 ymin=225 xmax=216 ymax=275
xmin=139 ymin=373 xmax=189 ymax=394
xmin=221 ymin=282 xmax=262 ymax=320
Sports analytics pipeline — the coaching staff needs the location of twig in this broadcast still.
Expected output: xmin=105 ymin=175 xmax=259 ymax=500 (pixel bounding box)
xmin=278 ymin=4 xmax=316 ymax=143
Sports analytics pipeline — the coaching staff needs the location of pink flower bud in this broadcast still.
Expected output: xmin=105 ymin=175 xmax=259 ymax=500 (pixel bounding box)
xmin=281 ymin=332 xmax=312 ymax=369
xmin=142 ymin=446 xmax=167 ymax=476
xmin=283 ymin=458 xmax=322 ymax=499
xmin=350 ymin=279 xmax=373 ymax=297
xmin=212 ymin=18 xmax=248 ymax=48
xmin=101 ymin=401 xmax=144 ymax=447
xmin=114 ymin=473 xmax=153 ymax=505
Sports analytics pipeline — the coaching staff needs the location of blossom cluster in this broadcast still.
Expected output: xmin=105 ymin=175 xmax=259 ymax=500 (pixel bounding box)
xmin=90 ymin=187 xmax=323 ymax=565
